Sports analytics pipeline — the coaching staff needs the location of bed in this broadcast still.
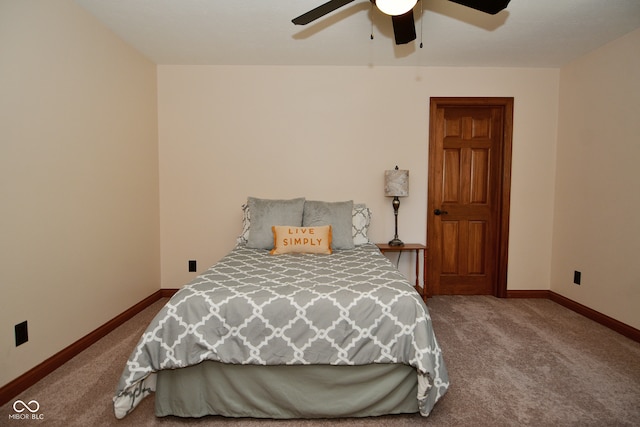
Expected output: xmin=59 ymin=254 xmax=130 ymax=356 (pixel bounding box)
xmin=113 ymin=198 xmax=449 ymax=419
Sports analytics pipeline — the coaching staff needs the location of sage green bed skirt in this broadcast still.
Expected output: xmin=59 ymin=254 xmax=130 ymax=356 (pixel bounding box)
xmin=155 ymin=361 xmax=419 ymax=419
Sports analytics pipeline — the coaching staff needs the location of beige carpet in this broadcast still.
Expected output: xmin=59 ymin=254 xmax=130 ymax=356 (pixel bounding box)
xmin=2 ymin=296 xmax=639 ymax=426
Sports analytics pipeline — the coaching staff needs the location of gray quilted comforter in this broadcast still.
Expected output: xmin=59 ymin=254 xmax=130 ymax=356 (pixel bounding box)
xmin=113 ymin=243 xmax=449 ymax=419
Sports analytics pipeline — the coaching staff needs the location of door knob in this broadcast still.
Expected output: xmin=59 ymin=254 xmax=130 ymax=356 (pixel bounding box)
xmin=434 ymin=209 xmax=448 ymax=216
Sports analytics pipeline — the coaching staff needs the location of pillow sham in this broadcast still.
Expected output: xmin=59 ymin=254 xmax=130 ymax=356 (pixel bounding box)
xmin=246 ymin=197 xmax=305 ymax=249
xmin=352 ymin=203 xmax=372 ymax=245
xmin=270 ymin=225 xmax=332 ymax=255
xmin=237 ymin=203 xmax=251 ymax=245
xmin=302 ymin=200 xmax=354 ymax=250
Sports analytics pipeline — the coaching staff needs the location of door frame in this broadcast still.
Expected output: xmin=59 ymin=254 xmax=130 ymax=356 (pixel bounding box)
xmin=427 ymin=97 xmax=513 ymax=298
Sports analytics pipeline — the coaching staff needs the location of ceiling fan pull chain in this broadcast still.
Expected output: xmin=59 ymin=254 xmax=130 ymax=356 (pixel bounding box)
xmin=370 ymin=2 xmax=374 ymax=40
xmin=419 ymin=0 xmax=424 ymax=48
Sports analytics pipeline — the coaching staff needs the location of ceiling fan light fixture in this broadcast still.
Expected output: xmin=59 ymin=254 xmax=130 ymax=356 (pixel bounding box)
xmin=375 ymin=0 xmax=417 ymax=16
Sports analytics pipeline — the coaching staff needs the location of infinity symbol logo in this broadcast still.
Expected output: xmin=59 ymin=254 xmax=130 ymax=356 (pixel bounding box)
xmin=13 ymin=400 xmax=40 ymax=413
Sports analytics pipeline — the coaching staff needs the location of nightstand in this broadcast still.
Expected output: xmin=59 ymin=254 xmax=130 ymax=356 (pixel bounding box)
xmin=376 ymin=243 xmax=427 ymax=302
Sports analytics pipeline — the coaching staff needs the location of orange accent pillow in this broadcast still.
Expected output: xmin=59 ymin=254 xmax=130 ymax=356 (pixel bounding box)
xmin=270 ymin=225 xmax=332 ymax=255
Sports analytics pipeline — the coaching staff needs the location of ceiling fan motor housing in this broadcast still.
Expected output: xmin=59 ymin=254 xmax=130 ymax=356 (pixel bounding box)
xmin=392 ymin=10 xmax=416 ymax=44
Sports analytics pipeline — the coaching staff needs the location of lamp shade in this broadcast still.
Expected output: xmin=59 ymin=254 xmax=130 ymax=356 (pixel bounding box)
xmin=384 ymin=168 xmax=409 ymax=197
xmin=376 ymin=0 xmax=417 ymax=16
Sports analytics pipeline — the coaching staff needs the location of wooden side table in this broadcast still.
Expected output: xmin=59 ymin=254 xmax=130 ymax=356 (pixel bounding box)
xmin=376 ymin=243 xmax=427 ymax=302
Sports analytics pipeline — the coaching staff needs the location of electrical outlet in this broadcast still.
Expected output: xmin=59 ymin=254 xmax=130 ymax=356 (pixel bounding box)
xmin=15 ymin=321 xmax=28 ymax=346
xmin=188 ymin=260 xmax=197 ymax=272
xmin=573 ymin=270 xmax=581 ymax=285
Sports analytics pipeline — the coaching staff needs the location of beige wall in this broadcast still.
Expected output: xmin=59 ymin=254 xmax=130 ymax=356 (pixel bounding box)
xmin=0 ymin=0 xmax=159 ymax=387
xmin=158 ymin=66 xmax=559 ymax=292
xmin=552 ymin=29 xmax=640 ymax=330
xmin=2 ymin=0 xmax=636 ymax=392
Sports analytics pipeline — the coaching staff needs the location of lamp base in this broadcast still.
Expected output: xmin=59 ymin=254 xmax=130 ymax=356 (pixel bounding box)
xmin=388 ymin=238 xmax=405 ymax=247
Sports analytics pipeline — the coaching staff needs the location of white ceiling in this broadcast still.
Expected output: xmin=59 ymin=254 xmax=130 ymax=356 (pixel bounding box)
xmin=75 ymin=0 xmax=640 ymax=67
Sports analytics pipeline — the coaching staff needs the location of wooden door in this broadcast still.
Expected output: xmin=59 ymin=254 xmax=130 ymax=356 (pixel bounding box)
xmin=427 ymin=98 xmax=513 ymax=296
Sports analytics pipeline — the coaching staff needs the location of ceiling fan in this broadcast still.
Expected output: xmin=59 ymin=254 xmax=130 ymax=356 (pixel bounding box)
xmin=292 ymin=0 xmax=511 ymax=45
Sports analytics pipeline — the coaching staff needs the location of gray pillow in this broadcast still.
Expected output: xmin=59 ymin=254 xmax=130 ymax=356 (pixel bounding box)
xmin=303 ymin=200 xmax=355 ymax=250
xmin=246 ymin=197 xmax=305 ymax=249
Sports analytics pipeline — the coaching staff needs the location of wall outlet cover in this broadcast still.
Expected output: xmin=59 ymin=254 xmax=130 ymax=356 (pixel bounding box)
xmin=15 ymin=321 xmax=28 ymax=346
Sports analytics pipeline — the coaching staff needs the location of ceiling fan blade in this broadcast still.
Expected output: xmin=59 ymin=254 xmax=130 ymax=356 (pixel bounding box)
xmin=292 ymin=0 xmax=356 ymax=25
xmin=448 ymin=0 xmax=511 ymax=15
xmin=391 ymin=9 xmax=416 ymax=45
